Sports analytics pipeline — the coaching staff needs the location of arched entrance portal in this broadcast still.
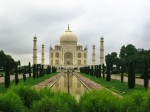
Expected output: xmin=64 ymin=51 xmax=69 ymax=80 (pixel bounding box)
xmin=64 ymin=52 xmax=73 ymax=65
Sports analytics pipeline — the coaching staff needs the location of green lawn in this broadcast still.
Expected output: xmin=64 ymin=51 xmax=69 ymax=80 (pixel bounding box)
xmin=80 ymin=73 xmax=148 ymax=96
xmin=0 ymin=73 xmax=58 ymax=93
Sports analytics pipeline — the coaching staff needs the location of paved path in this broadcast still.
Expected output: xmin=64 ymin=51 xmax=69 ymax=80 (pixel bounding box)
xmin=111 ymin=75 xmax=150 ymax=87
xmin=0 ymin=74 xmax=29 ymax=83
xmin=33 ymin=73 xmax=62 ymax=89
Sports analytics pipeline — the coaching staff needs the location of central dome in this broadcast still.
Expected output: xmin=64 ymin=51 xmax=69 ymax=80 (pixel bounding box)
xmin=60 ymin=26 xmax=77 ymax=45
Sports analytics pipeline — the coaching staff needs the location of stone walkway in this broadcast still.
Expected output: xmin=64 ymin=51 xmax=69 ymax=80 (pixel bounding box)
xmin=75 ymin=73 xmax=103 ymax=90
xmin=33 ymin=73 xmax=62 ymax=89
xmin=111 ymin=74 xmax=150 ymax=87
xmin=75 ymin=73 xmax=123 ymax=97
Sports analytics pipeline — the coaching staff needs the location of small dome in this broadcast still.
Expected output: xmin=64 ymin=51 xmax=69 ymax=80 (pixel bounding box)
xmin=77 ymin=42 xmax=83 ymax=46
xmin=34 ymin=35 xmax=37 ymax=39
xmin=60 ymin=27 xmax=77 ymax=45
xmin=55 ymin=42 xmax=60 ymax=46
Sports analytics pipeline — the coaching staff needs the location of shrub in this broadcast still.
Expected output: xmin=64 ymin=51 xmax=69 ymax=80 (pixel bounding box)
xmin=33 ymin=89 xmax=78 ymax=112
xmin=79 ymin=89 xmax=120 ymax=112
xmin=143 ymin=90 xmax=150 ymax=111
xmin=120 ymin=91 xmax=145 ymax=112
xmin=10 ymin=84 xmax=41 ymax=108
xmin=0 ymin=91 xmax=24 ymax=112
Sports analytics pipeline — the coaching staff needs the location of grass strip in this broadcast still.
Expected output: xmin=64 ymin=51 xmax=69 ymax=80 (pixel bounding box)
xmin=80 ymin=73 xmax=148 ymax=96
xmin=0 ymin=73 xmax=58 ymax=93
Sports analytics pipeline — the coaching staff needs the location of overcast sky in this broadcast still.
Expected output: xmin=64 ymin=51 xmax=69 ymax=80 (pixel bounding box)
xmin=0 ymin=0 xmax=150 ymax=65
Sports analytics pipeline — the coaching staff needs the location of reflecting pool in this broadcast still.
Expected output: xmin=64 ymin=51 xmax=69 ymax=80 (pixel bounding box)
xmin=50 ymin=72 xmax=89 ymax=100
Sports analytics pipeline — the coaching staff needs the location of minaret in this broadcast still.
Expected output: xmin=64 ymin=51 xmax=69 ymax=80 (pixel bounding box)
xmin=41 ymin=44 xmax=45 ymax=65
xmin=49 ymin=45 xmax=51 ymax=65
xmin=68 ymin=24 xmax=70 ymax=30
xmin=92 ymin=44 xmax=95 ymax=65
xmin=100 ymin=36 xmax=104 ymax=65
xmin=33 ymin=35 xmax=37 ymax=64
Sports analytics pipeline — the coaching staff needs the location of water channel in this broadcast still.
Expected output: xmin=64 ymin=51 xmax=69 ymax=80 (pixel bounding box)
xmin=50 ymin=72 xmax=89 ymax=100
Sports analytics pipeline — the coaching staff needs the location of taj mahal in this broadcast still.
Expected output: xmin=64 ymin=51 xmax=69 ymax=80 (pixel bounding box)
xmin=33 ymin=25 xmax=104 ymax=68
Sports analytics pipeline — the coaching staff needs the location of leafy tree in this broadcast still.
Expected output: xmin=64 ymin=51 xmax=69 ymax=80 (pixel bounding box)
xmin=105 ymin=54 xmax=112 ymax=70
xmin=105 ymin=52 xmax=121 ymax=73
xmin=119 ymin=45 xmax=126 ymax=62
xmin=119 ymin=44 xmax=137 ymax=73
xmin=0 ymin=50 xmax=19 ymax=72
xmin=125 ymin=44 xmax=137 ymax=58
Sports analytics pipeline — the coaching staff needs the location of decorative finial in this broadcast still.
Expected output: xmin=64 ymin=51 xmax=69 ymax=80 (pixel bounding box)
xmin=34 ymin=34 xmax=37 ymax=39
xmin=68 ymin=24 xmax=70 ymax=30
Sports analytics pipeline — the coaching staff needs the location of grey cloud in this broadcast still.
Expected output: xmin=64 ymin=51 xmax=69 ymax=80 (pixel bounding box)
xmin=0 ymin=0 xmax=150 ymax=65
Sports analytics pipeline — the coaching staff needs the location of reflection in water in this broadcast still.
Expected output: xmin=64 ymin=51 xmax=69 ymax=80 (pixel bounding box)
xmin=51 ymin=72 xmax=88 ymax=100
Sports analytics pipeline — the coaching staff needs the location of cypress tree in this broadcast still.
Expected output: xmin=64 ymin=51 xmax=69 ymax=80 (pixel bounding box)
xmin=52 ymin=67 xmax=54 ymax=73
xmin=106 ymin=63 xmax=111 ymax=81
xmin=97 ymin=65 xmax=99 ymax=78
xmin=96 ymin=65 xmax=98 ymax=78
xmin=54 ymin=67 xmax=57 ymax=73
xmin=95 ymin=65 xmax=97 ymax=77
xmin=102 ymin=64 xmax=105 ymax=79
xmin=128 ymin=60 xmax=135 ymax=89
xmin=28 ymin=62 xmax=31 ymax=77
xmin=46 ymin=66 xmax=49 ymax=75
xmin=88 ymin=66 xmax=90 ymax=74
xmin=15 ymin=63 xmax=19 ymax=84
xmin=39 ymin=65 xmax=42 ymax=77
xmin=121 ymin=63 xmax=124 ymax=83
xmin=23 ymin=72 xmax=26 ymax=81
xmin=90 ymin=66 xmax=93 ymax=76
xmin=36 ymin=64 xmax=39 ymax=78
xmin=143 ymin=57 xmax=149 ymax=88
xmin=33 ymin=64 xmax=36 ymax=79
xmin=99 ymin=65 xmax=101 ymax=78
xmin=93 ymin=65 xmax=95 ymax=76
xmin=41 ymin=65 xmax=44 ymax=76
xmin=5 ymin=59 xmax=10 ymax=88
xmin=49 ymin=66 xmax=51 ymax=74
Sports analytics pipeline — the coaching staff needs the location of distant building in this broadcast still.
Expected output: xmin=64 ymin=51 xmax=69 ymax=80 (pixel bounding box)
xmin=50 ymin=25 xmax=87 ymax=68
xmin=33 ymin=25 xmax=105 ymax=67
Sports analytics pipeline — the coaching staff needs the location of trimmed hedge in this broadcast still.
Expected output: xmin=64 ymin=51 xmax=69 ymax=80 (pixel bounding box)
xmin=79 ymin=89 xmax=120 ymax=112
xmin=0 ymin=91 xmax=24 ymax=112
xmin=0 ymin=85 xmax=150 ymax=112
